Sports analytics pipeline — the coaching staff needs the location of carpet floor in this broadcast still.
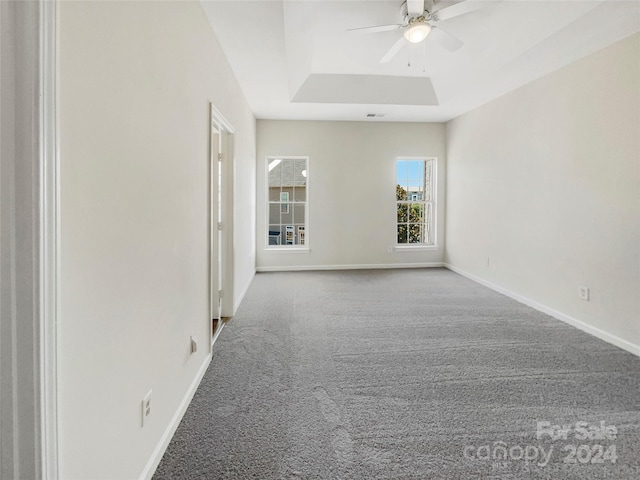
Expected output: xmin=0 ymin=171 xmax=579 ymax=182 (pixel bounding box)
xmin=154 ymin=268 xmax=640 ymax=479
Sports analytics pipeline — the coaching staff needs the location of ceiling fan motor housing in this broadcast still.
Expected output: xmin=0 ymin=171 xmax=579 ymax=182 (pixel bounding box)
xmin=401 ymin=1 xmax=429 ymax=21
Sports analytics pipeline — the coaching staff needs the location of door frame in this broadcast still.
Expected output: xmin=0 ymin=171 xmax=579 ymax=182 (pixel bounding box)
xmin=209 ymin=104 xmax=235 ymax=345
xmin=0 ymin=0 xmax=59 ymax=477
xmin=40 ymin=0 xmax=60 ymax=477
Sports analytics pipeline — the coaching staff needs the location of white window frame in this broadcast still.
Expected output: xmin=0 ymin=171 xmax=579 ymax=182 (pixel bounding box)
xmin=394 ymin=157 xmax=437 ymax=251
xmin=265 ymin=156 xmax=310 ymax=252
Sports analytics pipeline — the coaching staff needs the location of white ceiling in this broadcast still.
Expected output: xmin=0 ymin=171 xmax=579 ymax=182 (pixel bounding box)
xmin=200 ymin=0 xmax=640 ymax=122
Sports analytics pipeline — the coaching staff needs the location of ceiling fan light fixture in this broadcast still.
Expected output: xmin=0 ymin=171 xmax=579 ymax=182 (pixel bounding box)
xmin=404 ymin=20 xmax=431 ymax=43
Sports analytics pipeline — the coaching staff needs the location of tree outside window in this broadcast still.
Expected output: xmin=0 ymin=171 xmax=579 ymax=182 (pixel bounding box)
xmin=396 ymin=159 xmax=435 ymax=245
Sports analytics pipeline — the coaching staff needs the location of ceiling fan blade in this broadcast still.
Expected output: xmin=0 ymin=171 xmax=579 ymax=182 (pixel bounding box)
xmin=429 ymin=26 xmax=464 ymax=51
xmin=380 ymin=36 xmax=407 ymax=64
xmin=347 ymin=24 xmax=402 ymax=35
xmin=433 ymin=0 xmax=485 ymax=22
xmin=407 ymin=0 xmax=425 ymax=17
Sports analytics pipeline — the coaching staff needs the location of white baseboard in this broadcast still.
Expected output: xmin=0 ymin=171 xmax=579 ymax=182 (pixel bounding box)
xmin=233 ymin=269 xmax=255 ymax=314
xmin=256 ymin=262 xmax=445 ymax=273
xmin=139 ymin=354 xmax=212 ymax=480
xmin=445 ymin=263 xmax=640 ymax=358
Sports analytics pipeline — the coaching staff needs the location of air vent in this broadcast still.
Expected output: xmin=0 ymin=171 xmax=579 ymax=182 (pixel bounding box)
xmin=366 ymin=113 xmax=386 ymax=118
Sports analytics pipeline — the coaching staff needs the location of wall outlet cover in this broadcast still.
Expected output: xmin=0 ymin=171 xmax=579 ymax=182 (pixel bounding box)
xmin=579 ymin=286 xmax=590 ymax=301
xmin=141 ymin=390 xmax=152 ymax=427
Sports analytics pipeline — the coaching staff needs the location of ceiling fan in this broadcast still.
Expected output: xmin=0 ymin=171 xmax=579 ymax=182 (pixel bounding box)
xmin=348 ymin=0 xmax=485 ymax=63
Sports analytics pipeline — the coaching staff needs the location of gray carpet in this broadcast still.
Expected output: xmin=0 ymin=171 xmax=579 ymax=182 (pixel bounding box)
xmin=154 ymin=268 xmax=640 ymax=479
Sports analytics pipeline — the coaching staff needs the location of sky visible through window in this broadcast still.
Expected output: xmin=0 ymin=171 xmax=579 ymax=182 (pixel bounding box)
xmin=397 ymin=160 xmax=425 ymax=190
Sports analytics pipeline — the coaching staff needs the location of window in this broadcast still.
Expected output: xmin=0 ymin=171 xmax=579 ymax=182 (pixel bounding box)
xmin=267 ymin=157 xmax=308 ymax=248
xmin=396 ymin=158 xmax=436 ymax=246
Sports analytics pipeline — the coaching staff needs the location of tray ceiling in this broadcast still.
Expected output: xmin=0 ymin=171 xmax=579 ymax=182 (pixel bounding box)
xmin=200 ymin=0 xmax=640 ymax=122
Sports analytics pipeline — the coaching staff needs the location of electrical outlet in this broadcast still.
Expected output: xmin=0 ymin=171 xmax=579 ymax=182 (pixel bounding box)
xmin=141 ymin=390 xmax=152 ymax=427
xmin=190 ymin=335 xmax=198 ymax=354
xmin=387 ymin=246 xmax=393 ymax=253
xmin=579 ymin=286 xmax=590 ymax=301
xmin=487 ymin=257 xmax=490 ymax=267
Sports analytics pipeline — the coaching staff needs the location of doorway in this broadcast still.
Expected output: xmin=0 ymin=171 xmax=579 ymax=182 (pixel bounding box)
xmin=210 ymin=104 xmax=235 ymax=346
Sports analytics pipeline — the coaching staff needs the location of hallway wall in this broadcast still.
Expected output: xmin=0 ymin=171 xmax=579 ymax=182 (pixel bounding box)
xmin=58 ymin=2 xmax=255 ymax=478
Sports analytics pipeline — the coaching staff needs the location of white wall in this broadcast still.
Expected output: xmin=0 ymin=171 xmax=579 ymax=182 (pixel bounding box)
xmin=446 ymin=33 xmax=640 ymax=353
xmin=58 ymin=2 xmax=255 ymax=478
xmin=256 ymin=120 xmax=446 ymax=270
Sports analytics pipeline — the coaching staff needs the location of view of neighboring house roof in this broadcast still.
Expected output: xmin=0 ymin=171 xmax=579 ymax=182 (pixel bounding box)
xmin=269 ymin=159 xmax=307 ymax=187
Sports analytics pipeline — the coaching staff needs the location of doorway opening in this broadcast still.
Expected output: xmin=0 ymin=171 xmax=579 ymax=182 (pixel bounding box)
xmin=210 ymin=104 xmax=235 ymax=347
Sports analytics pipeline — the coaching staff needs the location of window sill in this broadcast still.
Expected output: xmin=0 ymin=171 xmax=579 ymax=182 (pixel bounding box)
xmin=393 ymin=245 xmax=438 ymax=252
xmin=265 ymin=247 xmax=310 ymax=253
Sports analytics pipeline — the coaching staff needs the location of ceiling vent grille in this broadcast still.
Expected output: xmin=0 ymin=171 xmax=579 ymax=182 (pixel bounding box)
xmin=366 ymin=113 xmax=386 ymax=118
